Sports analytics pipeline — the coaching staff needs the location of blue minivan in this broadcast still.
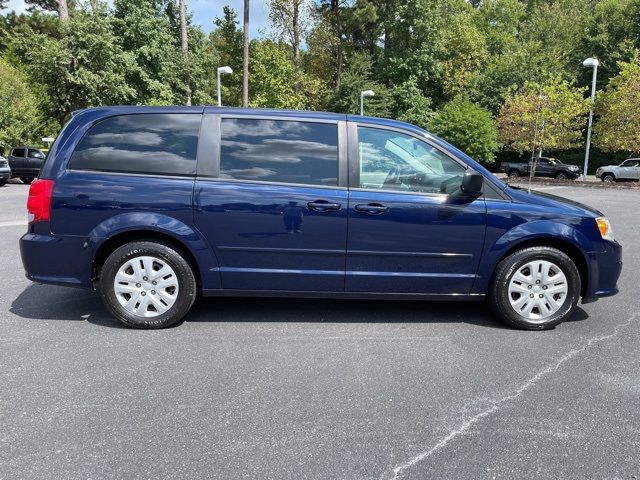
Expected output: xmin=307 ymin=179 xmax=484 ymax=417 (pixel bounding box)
xmin=20 ymin=106 xmax=622 ymax=330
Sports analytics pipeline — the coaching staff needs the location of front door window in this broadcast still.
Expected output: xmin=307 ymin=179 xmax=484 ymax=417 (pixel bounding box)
xmin=358 ymin=127 xmax=466 ymax=195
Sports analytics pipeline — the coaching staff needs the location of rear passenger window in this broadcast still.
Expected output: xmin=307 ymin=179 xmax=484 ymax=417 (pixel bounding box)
xmin=69 ymin=114 xmax=200 ymax=176
xmin=220 ymin=119 xmax=338 ymax=186
xmin=12 ymin=148 xmax=26 ymax=158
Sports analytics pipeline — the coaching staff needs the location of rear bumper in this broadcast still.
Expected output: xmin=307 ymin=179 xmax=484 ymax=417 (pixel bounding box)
xmin=20 ymin=230 xmax=94 ymax=289
xmin=583 ymin=241 xmax=622 ymax=301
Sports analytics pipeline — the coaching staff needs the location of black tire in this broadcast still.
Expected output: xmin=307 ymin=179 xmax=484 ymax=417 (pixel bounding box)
xmin=601 ymin=173 xmax=615 ymax=183
xmin=99 ymin=241 xmax=197 ymax=329
xmin=508 ymin=170 xmax=520 ymax=178
xmin=21 ymin=177 xmax=34 ymax=184
xmin=555 ymin=172 xmax=569 ymax=180
xmin=0 ymin=178 xmax=6 ymax=187
xmin=488 ymin=246 xmax=581 ymax=330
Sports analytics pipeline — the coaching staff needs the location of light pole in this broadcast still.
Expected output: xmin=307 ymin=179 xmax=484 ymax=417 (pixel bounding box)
xmin=582 ymin=57 xmax=599 ymax=180
xmin=217 ymin=66 xmax=233 ymax=107
xmin=360 ymin=90 xmax=375 ymax=116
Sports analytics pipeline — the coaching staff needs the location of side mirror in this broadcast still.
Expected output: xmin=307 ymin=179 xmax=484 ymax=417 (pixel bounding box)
xmin=460 ymin=169 xmax=484 ymax=197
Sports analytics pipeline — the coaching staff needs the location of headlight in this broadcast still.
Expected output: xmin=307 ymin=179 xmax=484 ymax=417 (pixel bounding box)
xmin=569 ymin=165 xmax=578 ymax=170
xmin=596 ymin=217 xmax=615 ymax=242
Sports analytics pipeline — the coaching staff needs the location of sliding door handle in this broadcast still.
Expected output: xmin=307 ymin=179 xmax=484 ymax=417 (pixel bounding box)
xmin=307 ymin=200 xmax=342 ymax=212
xmin=355 ymin=203 xmax=390 ymax=215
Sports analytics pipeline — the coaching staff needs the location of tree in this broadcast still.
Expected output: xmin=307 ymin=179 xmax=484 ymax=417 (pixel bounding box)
xmin=268 ymin=0 xmax=311 ymax=91
xmin=12 ymin=9 xmax=137 ymax=122
xmin=210 ymin=6 xmax=243 ymax=106
xmin=388 ymin=77 xmax=432 ymax=129
xmin=593 ymin=55 xmax=640 ymax=154
xmin=497 ymin=77 xmax=590 ymax=155
xmin=0 ymin=58 xmax=46 ymax=152
xmin=329 ymin=50 xmax=390 ymax=116
xmin=316 ymin=0 xmax=348 ymax=91
xmin=242 ymin=0 xmax=249 ymax=107
xmin=248 ymin=39 xmax=305 ymax=109
xmin=24 ymin=0 xmax=70 ymax=21
xmin=178 ymin=0 xmax=190 ymax=105
xmin=439 ymin=12 xmax=488 ymax=98
xmin=429 ymin=97 xmax=498 ymax=164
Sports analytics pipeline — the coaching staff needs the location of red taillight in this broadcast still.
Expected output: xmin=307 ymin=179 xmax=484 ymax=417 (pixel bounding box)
xmin=26 ymin=179 xmax=55 ymax=223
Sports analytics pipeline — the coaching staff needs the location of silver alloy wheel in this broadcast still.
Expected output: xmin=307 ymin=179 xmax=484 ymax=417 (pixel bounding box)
xmin=507 ymin=260 xmax=568 ymax=322
xmin=113 ymin=255 xmax=179 ymax=317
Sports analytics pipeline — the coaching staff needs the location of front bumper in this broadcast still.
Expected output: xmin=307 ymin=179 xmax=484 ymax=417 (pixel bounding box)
xmin=583 ymin=240 xmax=622 ymax=301
xmin=0 ymin=169 xmax=10 ymax=180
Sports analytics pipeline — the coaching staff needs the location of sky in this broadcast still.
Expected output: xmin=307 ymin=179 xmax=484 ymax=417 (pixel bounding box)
xmin=3 ymin=0 xmax=272 ymax=36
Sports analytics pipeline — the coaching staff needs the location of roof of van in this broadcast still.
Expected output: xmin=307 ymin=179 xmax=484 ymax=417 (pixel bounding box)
xmin=71 ymin=105 xmax=426 ymax=134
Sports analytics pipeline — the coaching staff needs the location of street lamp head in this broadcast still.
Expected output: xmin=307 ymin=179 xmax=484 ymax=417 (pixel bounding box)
xmin=218 ymin=66 xmax=233 ymax=75
xmin=583 ymin=58 xmax=599 ymax=68
xmin=361 ymin=90 xmax=375 ymax=97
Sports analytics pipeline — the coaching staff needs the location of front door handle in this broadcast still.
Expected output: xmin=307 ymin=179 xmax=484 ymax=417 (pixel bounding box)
xmin=307 ymin=200 xmax=342 ymax=212
xmin=355 ymin=203 xmax=390 ymax=215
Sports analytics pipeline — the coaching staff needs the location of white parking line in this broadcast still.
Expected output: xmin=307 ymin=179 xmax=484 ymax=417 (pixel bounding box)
xmin=0 ymin=220 xmax=27 ymax=228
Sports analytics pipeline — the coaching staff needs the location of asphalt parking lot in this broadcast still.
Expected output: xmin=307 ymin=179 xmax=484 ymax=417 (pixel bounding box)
xmin=1 ymin=182 xmax=639 ymax=479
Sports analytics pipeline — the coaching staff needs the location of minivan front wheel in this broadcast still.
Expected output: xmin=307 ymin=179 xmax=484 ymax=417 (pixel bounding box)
xmin=99 ymin=241 xmax=197 ymax=328
xmin=489 ymin=246 xmax=581 ymax=330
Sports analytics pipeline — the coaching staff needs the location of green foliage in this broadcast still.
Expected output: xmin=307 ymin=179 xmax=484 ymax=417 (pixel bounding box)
xmin=329 ymin=51 xmax=390 ymax=116
xmin=11 ymin=9 xmax=137 ymax=122
xmin=209 ymin=5 xmax=243 ymax=106
xmin=497 ymin=77 xmax=589 ymax=154
xmin=388 ymin=77 xmax=432 ymax=129
xmin=0 ymin=58 xmax=44 ymax=152
xmin=248 ymin=40 xmax=305 ymax=109
xmin=593 ymin=54 xmax=640 ymax=154
xmin=429 ymin=97 xmax=499 ymax=164
xmin=0 ymin=0 xmax=638 ymax=162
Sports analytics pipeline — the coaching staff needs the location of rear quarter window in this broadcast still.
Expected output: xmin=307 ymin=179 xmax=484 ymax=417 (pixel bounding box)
xmin=68 ymin=114 xmax=200 ymax=176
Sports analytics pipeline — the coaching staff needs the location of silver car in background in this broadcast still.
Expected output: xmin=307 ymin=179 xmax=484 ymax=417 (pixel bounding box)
xmin=596 ymin=158 xmax=640 ymax=182
xmin=0 ymin=156 xmax=11 ymax=187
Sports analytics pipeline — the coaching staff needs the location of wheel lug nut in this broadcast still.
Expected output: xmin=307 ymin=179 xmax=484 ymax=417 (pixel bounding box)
xmin=143 ymin=276 xmax=148 ymax=281
xmin=152 ymin=281 xmax=157 ymax=285
xmin=151 ymin=290 xmax=156 ymax=295
xmin=530 ymin=293 xmax=534 ymax=298
xmin=528 ymin=285 xmax=532 ymax=289
xmin=136 ymin=283 xmax=141 ymax=288
xmin=536 ymin=280 xmax=540 ymax=284
xmin=141 ymin=291 xmax=146 ymax=296
xmin=539 ymin=294 xmax=544 ymax=298
xmin=542 ymin=285 xmax=547 ymax=290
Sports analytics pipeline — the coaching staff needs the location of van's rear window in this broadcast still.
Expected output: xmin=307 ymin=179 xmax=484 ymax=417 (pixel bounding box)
xmin=68 ymin=114 xmax=200 ymax=176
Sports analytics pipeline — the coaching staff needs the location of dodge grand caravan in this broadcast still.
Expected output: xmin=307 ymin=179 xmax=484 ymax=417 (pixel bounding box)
xmin=20 ymin=106 xmax=622 ymax=330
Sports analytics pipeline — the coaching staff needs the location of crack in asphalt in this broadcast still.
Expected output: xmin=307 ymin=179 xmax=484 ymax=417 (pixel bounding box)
xmin=381 ymin=312 xmax=640 ymax=480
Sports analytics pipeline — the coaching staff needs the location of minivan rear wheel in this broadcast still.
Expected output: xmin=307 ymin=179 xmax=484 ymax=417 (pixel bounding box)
xmin=99 ymin=241 xmax=197 ymax=329
xmin=488 ymin=246 xmax=581 ymax=330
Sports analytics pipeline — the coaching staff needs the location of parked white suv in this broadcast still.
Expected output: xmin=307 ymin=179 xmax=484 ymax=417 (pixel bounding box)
xmin=596 ymin=159 xmax=640 ymax=182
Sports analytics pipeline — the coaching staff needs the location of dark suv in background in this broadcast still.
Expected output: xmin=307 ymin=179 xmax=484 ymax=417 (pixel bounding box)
xmin=8 ymin=146 xmax=46 ymax=184
xmin=499 ymin=157 xmax=582 ymax=179
xmin=20 ymin=106 xmax=621 ymax=331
